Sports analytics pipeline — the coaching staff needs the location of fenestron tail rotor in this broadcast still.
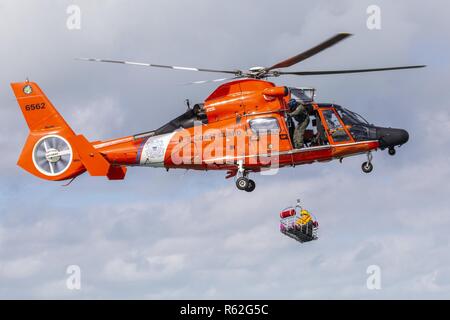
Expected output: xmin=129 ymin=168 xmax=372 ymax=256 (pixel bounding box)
xmin=77 ymin=32 xmax=425 ymax=81
xmin=32 ymin=135 xmax=73 ymax=176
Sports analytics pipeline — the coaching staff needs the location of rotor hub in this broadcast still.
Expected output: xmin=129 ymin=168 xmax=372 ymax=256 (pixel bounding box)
xmin=247 ymin=66 xmax=268 ymax=79
xmin=248 ymin=66 xmax=266 ymax=72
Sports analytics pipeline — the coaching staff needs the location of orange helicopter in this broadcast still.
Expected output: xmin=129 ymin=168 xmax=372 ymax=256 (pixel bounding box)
xmin=11 ymin=33 xmax=424 ymax=192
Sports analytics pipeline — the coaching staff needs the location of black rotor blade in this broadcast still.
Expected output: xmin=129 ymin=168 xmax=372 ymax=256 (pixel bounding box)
xmin=267 ymin=33 xmax=352 ymax=71
xmin=278 ymin=65 xmax=426 ymax=76
xmin=77 ymin=58 xmax=241 ymax=75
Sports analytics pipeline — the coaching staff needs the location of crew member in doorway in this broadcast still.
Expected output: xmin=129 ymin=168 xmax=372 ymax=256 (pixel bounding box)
xmin=288 ymin=99 xmax=310 ymax=149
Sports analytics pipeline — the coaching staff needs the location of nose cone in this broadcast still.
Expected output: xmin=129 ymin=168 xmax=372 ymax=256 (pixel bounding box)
xmin=376 ymin=127 xmax=409 ymax=149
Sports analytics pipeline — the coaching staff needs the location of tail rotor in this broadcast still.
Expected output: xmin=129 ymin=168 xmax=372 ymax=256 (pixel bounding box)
xmin=32 ymin=135 xmax=73 ymax=176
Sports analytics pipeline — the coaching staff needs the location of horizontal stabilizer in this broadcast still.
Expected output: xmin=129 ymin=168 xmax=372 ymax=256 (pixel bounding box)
xmin=69 ymin=135 xmax=111 ymax=176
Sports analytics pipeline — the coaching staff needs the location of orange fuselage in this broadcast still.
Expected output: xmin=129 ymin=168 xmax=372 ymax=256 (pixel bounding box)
xmin=93 ymin=79 xmax=379 ymax=174
xmin=11 ymin=79 xmax=380 ymax=182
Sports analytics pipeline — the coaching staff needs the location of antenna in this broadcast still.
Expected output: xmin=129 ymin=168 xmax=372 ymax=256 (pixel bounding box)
xmin=295 ymin=198 xmax=302 ymax=211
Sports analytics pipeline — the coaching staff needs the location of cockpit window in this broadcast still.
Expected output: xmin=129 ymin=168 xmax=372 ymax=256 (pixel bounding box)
xmin=322 ymin=109 xmax=351 ymax=142
xmin=333 ymin=105 xmax=376 ymax=141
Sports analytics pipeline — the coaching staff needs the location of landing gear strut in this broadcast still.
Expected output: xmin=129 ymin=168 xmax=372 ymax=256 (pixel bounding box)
xmin=235 ymin=160 xmax=256 ymax=192
xmin=361 ymin=152 xmax=373 ymax=173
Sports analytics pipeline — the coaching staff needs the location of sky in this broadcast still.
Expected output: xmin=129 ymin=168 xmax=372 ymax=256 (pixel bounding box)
xmin=0 ymin=0 xmax=449 ymax=299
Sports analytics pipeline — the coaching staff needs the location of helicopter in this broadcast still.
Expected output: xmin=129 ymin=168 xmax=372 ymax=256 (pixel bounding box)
xmin=11 ymin=33 xmax=424 ymax=192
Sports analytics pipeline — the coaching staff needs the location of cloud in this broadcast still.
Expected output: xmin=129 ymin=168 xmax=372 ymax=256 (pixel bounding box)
xmin=69 ymin=97 xmax=125 ymax=140
xmin=0 ymin=256 xmax=43 ymax=279
xmin=103 ymin=254 xmax=186 ymax=282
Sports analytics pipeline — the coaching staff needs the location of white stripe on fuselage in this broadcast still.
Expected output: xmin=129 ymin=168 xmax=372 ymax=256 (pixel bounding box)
xmin=139 ymin=132 xmax=175 ymax=167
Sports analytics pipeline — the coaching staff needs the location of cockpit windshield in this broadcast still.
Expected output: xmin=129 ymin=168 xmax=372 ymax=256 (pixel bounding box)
xmin=332 ymin=105 xmax=376 ymax=142
xmin=334 ymin=105 xmax=369 ymax=125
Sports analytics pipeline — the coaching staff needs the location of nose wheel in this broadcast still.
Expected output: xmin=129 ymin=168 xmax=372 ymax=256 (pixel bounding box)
xmin=361 ymin=152 xmax=374 ymax=173
xmin=361 ymin=161 xmax=373 ymax=173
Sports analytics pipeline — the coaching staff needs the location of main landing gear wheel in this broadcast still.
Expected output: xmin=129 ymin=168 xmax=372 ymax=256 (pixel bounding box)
xmin=362 ymin=162 xmax=373 ymax=173
xmin=236 ymin=177 xmax=249 ymax=190
xmin=245 ymin=179 xmax=256 ymax=192
xmin=388 ymin=147 xmax=396 ymax=156
xmin=235 ymin=160 xmax=256 ymax=192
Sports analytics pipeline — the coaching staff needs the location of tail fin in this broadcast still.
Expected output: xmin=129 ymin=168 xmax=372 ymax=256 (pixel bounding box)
xmin=11 ymin=81 xmax=74 ymax=133
xmin=11 ymin=81 xmax=125 ymax=181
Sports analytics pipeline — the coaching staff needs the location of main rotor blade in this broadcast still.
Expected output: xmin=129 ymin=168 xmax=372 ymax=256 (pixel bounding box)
xmin=186 ymin=77 xmax=240 ymax=85
xmin=278 ymin=65 xmax=426 ymax=76
xmin=267 ymin=33 xmax=352 ymax=71
xmin=77 ymin=58 xmax=241 ymax=75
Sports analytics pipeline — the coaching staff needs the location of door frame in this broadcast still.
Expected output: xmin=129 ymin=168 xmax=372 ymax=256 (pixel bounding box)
xmin=317 ymin=107 xmax=355 ymax=145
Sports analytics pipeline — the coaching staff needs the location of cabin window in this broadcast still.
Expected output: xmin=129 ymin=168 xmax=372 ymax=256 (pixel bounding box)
xmin=249 ymin=117 xmax=280 ymax=134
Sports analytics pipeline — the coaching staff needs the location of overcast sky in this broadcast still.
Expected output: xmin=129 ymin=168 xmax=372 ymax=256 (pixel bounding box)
xmin=0 ymin=0 xmax=449 ymax=299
